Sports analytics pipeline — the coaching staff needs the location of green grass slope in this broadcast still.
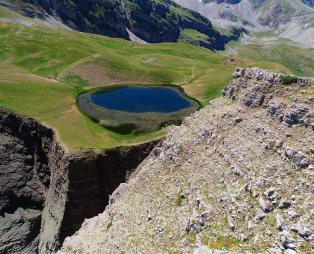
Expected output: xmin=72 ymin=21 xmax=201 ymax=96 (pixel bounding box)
xmin=0 ymin=7 xmax=313 ymax=149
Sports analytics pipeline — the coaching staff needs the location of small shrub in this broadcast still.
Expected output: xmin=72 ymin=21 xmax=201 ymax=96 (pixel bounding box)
xmin=106 ymin=220 xmax=112 ymax=230
xmin=265 ymin=215 xmax=276 ymax=226
xmin=176 ymin=194 xmax=185 ymax=206
xmin=280 ymin=75 xmax=298 ymax=85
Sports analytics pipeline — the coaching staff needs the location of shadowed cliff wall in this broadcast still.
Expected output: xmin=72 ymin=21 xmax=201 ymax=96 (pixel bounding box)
xmin=0 ymin=107 xmax=158 ymax=254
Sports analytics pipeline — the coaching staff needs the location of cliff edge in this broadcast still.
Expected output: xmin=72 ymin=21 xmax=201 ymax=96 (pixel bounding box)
xmin=59 ymin=68 xmax=313 ymax=254
xmin=0 ymin=108 xmax=157 ymax=254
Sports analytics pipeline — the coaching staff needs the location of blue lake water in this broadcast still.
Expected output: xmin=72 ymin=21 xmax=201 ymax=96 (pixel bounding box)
xmin=91 ymin=86 xmax=192 ymax=113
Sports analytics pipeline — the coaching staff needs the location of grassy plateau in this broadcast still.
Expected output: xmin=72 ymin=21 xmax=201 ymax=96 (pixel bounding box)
xmin=0 ymin=6 xmax=314 ymax=149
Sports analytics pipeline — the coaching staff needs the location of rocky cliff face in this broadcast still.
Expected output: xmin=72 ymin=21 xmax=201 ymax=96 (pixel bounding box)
xmin=0 ymin=108 xmax=53 ymax=253
xmin=0 ymin=108 xmax=158 ymax=254
xmin=2 ymin=0 xmax=232 ymax=49
xmin=59 ymin=68 xmax=313 ymax=254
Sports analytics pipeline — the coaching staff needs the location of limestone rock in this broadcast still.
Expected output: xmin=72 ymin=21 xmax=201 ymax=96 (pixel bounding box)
xmin=57 ymin=68 xmax=314 ymax=253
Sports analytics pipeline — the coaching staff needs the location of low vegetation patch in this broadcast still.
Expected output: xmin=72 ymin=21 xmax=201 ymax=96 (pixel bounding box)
xmin=176 ymin=193 xmax=185 ymax=206
xmin=208 ymin=235 xmax=241 ymax=250
xmin=106 ymin=220 xmax=113 ymax=230
xmin=280 ymin=75 xmax=298 ymax=85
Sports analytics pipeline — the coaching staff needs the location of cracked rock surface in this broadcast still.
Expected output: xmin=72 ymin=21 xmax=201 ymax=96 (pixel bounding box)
xmin=59 ymin=68 xmax=313 ymax=254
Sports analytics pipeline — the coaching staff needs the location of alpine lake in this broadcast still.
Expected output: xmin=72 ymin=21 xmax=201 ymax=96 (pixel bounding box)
xmin=77 ymin=85 xmax=200 ymax=134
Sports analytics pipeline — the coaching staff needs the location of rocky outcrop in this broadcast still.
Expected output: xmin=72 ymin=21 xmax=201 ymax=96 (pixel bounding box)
xmin=0 ymin=107 xmax=158 ymax=253
xmin=59 ymin=68 xmax=313 ymax=254
xmin=224 ymin=68 xmax=313 ymax=108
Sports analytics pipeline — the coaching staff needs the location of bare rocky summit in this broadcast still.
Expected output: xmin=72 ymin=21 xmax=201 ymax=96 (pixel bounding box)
xmin=59 ymin=68 xmax=313 ymax=254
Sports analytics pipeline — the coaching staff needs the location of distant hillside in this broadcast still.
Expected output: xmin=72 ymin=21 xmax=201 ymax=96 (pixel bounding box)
xmin=0 ymin=0 xmax=238 ymax=49
xmin=175 ymin=0 xmax=314 ymax=48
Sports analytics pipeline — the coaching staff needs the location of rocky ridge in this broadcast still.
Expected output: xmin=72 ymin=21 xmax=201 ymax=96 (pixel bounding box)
xmin=59 ymin=68 xmax=313 ymax=254
xmin=0 ymin=108 xmax=158 ymax=254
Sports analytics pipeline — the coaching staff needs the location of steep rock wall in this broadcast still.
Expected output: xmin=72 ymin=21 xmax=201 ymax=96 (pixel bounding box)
xmin=0 ymin=107 xmax=158 ymax=254
xmin=0 ymin=108 xmax=53 ymax=253
xmin=38 ymin=141 xmax=158 ymax=254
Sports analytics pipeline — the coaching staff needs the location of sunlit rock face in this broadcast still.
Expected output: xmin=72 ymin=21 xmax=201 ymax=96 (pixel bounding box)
xmin=58 ymin=69 xmax=313 ymax=253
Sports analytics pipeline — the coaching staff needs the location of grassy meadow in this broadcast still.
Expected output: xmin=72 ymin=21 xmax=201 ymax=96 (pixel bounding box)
xmin=0 ymin=6 xmax=313 ymax=149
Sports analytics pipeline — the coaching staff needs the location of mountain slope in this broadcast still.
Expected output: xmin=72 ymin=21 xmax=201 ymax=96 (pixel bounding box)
xmin=174 ymin=0 xmax=314 ymax=48
xmin=0 ymin=0 xmax=233 ymax=49
xmin=59 ymin=68 xmax=314 ymax=253
xmin=1 ymin=6 xmax=314 ymax=149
